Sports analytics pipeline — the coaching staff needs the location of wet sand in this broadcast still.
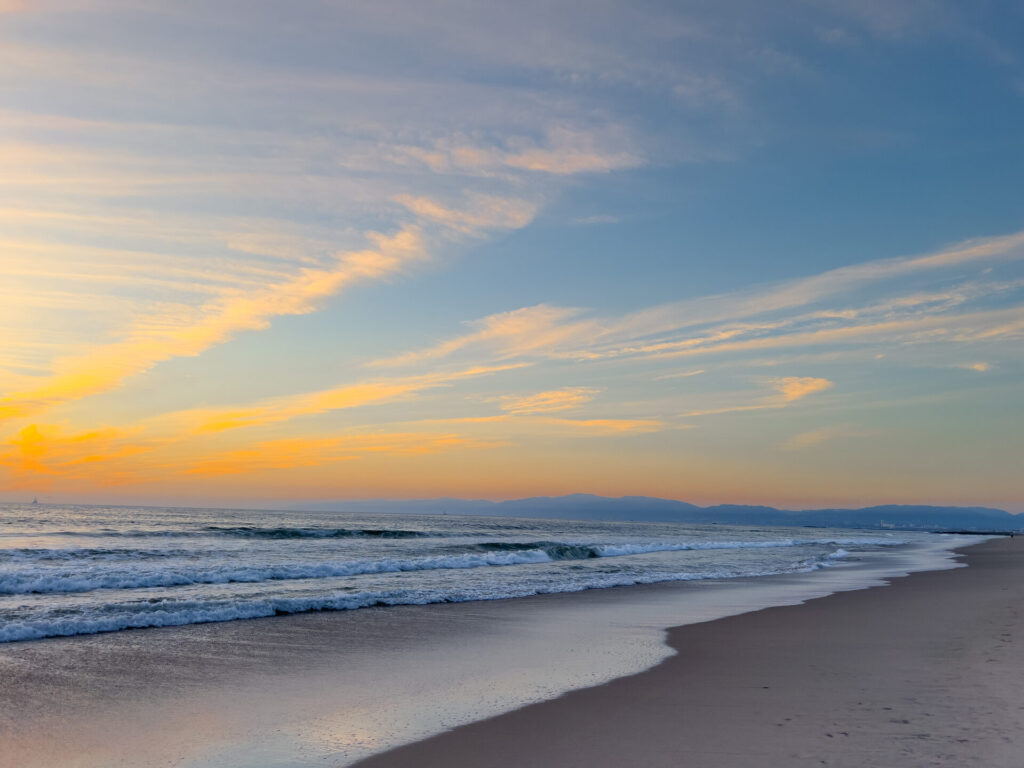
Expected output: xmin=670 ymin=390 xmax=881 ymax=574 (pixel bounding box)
xmin=357 ymin=537 xmax=1024 ymax=768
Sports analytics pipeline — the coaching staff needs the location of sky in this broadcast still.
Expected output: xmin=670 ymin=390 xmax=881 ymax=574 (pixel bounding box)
xmin=1 ymin=0 xmax=1022 ymax=511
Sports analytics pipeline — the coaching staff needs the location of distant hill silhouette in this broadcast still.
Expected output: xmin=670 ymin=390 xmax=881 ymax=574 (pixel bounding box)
xmin=297 ymin=494 xmax=1020 ymax=532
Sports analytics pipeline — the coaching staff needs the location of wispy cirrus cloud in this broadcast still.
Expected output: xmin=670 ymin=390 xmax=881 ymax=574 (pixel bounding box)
xmin=654 ymin=369 xmax=706 ymax=381
xmin=0 ymin=0 xmax=667 ymax=432
xmin=0 ymin=424 xmax=508 ymax=485
xmin=541 ymin=417 xmax=665 ymax=434
xmin=184 ymin=433 xmax=506 ymax=477
xmin=415 ymin=413 xmax=666 ymax=435
xmin=171 ymin=363 xmax=527 ymax=435
xmin=0 ymin=364 xmax=529 ymax=485
xmin=393 ymin=129 xmax=643 ymax=177
xmin=773 ymin=376 xmax=834 ymax=402
xmin=370 ymin=231 xmax=1024 ymax=370
xmin=683 ymin=376 xmax=834 ymax=418
xmin=0 ymin=227 xmax=427 ymax=422
xmin=370 ymin=304 xmax=598 ymax=368
xmin=395 ymin=194 xmax=537 ymax=234
xmin=498 ymin=387 xmax=600 ymax=415
xmin=0 ymin=423 xmax=155 ymax=486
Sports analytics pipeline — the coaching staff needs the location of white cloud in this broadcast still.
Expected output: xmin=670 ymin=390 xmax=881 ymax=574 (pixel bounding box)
xmin=371 ymin=231 xmax=1024 ymax=369
xmin=683 ymin=376 xmax=834 ymax=418
xmin=498 ymin=387 xmax=600 ymax=415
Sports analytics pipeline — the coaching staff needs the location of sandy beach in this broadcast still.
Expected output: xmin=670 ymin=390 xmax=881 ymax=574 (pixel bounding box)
xmin=357 ymin=536 xmax=1024 ymax=768
xmin=0 ymin=534 xmax=1015 ymax=768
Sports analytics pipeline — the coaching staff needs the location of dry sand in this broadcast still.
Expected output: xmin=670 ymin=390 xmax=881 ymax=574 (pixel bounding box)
xmin=356 ymin=536 xmax=1024 ymax=768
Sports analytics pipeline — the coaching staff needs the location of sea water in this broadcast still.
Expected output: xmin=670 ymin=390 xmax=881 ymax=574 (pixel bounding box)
xmin=1 ymin=501 xmax=936 ymax=643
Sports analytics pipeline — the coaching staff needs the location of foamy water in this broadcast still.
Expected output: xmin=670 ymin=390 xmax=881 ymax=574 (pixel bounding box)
xmin=1 ymin=502 xmax=924 ymax=644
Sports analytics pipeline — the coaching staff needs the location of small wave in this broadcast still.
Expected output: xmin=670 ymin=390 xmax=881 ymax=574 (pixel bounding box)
xmin=468 ymin=541 xmax=604 ymax=559
xmin=463 ymin=537 xmax=905 ymax=560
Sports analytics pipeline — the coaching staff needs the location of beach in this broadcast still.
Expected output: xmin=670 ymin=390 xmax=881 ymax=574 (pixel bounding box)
xmin=358 ymin=536 xmax=1024 ymax=768
xmin=0 ymin=533 xmax=1017 ymax=767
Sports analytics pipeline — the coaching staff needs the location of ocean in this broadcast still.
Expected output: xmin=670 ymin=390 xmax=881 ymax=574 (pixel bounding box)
xmin=0 ymin=501 xmax=934 ymax=644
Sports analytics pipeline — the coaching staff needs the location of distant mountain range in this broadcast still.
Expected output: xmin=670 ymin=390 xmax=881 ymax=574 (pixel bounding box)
xmin=296 ymin=494 xmax=1021 ymax=532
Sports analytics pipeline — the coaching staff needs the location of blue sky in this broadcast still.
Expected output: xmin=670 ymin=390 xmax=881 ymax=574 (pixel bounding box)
xmin=0 ymin=1 xmax=1022 ymax=510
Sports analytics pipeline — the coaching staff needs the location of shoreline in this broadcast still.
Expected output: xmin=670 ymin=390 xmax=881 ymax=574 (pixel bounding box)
xmin=355 ymin=536 xmax=1024 ymax=768
xmin=0 ymin=534 xmax=990 ymax=767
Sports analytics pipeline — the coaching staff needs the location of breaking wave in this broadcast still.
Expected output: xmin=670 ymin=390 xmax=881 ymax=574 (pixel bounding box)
xmin=0 ymin=537 xmax=897 ymax=596
xmin=0 ymin=554 xmax=849 ymax=643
